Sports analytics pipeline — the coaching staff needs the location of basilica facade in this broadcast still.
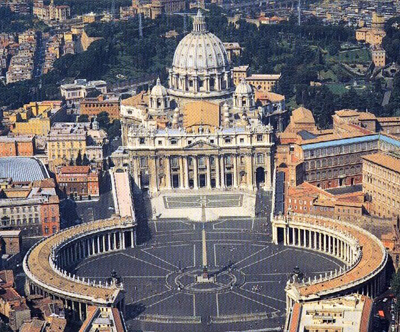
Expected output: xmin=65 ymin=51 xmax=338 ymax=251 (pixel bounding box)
xmin=116 ymin=10 xmax=275 ymax=194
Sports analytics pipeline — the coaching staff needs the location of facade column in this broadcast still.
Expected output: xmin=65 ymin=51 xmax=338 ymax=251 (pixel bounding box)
xmin=118 ymin=232 xmax=122 ymax=250
xmin=206 ymin=156 xmax=211 ymax=189
xmin=148 ymin=156 xmax=158 ymax=193
xmin=132 ymin=158 xmax=140 ymax=188
xmin=113 ymin=232 xmax=117 ymax=250
xmin=97 ymin=236 xmax=100 ymax=254
xmin=303 ymin=229 xmax=306 ymax=247
xmin=183 ymin=157 xmax=189 ymax=189
xmin=233 ymin=155 xmax=238 ymax=187
xmin=179 ymin=156 xmax=184 ymax=189
xmin=102 ymin=235 xmax=106 ymax=253
xmin=165 ymin=157 xmax=172 ymax=189
xmin=215 ymin=155 xmax=221 ymax=188
xmin=193 ymin=156 xmax=198 ymax=189
xmin=92 ymin=238 xmax=95 ymax=255
xmin=246 ymin=153 xmax=253 ymax=190
xmin=220 ymin=155 xmax=225 ymax=188
xmin=108 ymin=233 xmax=111 ymax=251
xmin=265 ymin=151 xmax=272 ymax=189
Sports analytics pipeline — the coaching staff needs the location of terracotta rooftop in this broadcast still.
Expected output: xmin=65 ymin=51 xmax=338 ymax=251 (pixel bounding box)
xmin=335 ymin=109 xmax=361 ymax=117
xmin=120 ymin=91 xmax=149 ymax=107
xmin=362 ymin=153 xmax=400 ymax=174
xmin=377 ymin=116 xmax=400 ymax=123
xmin=59 ymin=166 xmax=91 ymax=175
xmin=291 ymin=107 xmax=315 ymax=124
xmin=358 ymin=112 xmax=377 ymax=120
xmin=255 ymin=91 xmax=285 ymax=103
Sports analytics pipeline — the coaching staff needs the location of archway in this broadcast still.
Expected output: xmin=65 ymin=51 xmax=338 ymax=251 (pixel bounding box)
xmin=256 ymin=167 xmax=265 ymax=188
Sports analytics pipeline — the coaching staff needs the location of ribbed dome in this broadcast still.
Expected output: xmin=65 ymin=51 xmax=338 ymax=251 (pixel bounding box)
xmin=235 ymin=78 xmax=253 ymax=95
xmin=172 ymin=10 xmax=229 ymax=73
xmin=151 ymin=78 xmax=167 ymax=97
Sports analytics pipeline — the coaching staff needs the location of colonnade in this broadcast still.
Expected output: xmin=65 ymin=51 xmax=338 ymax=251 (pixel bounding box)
xmin=281 ymin=226 xmax=358 ymax=266
xmin=272 ymin=214 xmax=388 ymax=314
xmin=24 ymin=221 xmax=136 ymax=323
xmin=56 ymin=229 xmax=136 ymax=268
xmin=169 ymin=71 xmax=231 ymax=95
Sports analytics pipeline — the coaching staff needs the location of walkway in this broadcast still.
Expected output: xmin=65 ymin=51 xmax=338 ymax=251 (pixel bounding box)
xmin=110 ymin=168 xmax=135 ymax=219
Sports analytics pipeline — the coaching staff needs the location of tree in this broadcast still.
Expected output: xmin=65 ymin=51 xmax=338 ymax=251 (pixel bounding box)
xmin=82 ymin=153 xmax=90 ymax=166
xmin=392 ymin=270 xmax=400 ymax=312
xmin=97 ymin=111 xmax=110 ymax=129
xmin=78 ymin=114 xmax=89 ymax=122
xmin=108 ymin=120 xmax=121 ymax=140
xmin=76 ymin=151 xmax=83 ymax=166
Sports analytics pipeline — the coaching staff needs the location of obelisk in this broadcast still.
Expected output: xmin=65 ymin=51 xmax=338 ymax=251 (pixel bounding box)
xmin=202 ymin=224 xmax=208 ymax=279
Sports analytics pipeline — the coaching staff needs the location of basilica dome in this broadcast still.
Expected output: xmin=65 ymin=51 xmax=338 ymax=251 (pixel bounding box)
xmin=151 ymin=78 xmax=167 ymax=97
xmin=168 ymin=10 xmax=232 ymax=101
xmin=235 ymin=78 xmax=253 ymax=95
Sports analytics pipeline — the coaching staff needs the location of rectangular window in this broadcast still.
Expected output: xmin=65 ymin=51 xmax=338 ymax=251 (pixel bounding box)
xmin=257 ymin=134 xmax=263 ymax=142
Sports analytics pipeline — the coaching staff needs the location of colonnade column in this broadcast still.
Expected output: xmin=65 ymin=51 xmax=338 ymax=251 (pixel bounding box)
xmin=292 ymin=228 xmax=295 ymax=246
xmin=131 ymin=229 xmax=135 ymax=248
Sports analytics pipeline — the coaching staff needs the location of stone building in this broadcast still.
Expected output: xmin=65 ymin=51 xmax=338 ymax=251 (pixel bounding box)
xmin=133 ymin=0 xmax=186 ymax=19
xmin=33 ymin=0 xmax=70 ymax=21
xmin=80 ymin=95 xmax=120 ymax=120
xmin=0 ymin=136 xmax=34 ymax=157
xmin=56 ymin=166 xmax=100 ymax=199
xmin=60 ymin=79 xmax=107 ymax=107
xmin=117 ymin=11 xmax=275 ymax=194
xmin=47 ymin=122 xmax=107 ymax=170
xmin=362 ymin=152 xmax=400 ymax=219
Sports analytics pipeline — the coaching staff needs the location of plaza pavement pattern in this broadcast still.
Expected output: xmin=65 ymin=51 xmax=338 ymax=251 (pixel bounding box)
xmin=74 ymin=218 xmax=343 ymax=332
xmin=153 ymin=191 xmax=255 ymax=221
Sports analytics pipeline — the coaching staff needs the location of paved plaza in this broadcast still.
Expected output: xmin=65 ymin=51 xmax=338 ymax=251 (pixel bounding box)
xmin=152 ymin=191 xmax=255 ymax=221
xmin=74 ymin=218 xmax=343 ymax=331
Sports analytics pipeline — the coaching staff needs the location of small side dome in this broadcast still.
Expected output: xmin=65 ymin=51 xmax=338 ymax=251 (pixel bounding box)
xmin=235 ymin=78 xmax=253 ymax=95
xmin=151 ymin=78 xmax=167 ymax=97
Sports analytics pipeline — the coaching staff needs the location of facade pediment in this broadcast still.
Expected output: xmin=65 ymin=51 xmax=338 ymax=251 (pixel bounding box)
xmin=184 ymin=140 xmax=218 ymax=150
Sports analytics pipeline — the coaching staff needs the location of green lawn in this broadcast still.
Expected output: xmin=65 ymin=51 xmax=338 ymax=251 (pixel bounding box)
xmin=319 ymin=69 xmax=337 ymax=81
xmin=336 ymin=49 xmax=371 ymax=64
xmin=326 ymin=83 xmax=349 ymax=95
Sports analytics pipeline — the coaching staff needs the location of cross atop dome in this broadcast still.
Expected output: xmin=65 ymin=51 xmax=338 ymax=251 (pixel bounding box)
xmin=193 ymin=9 xmax=207 ymax=33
